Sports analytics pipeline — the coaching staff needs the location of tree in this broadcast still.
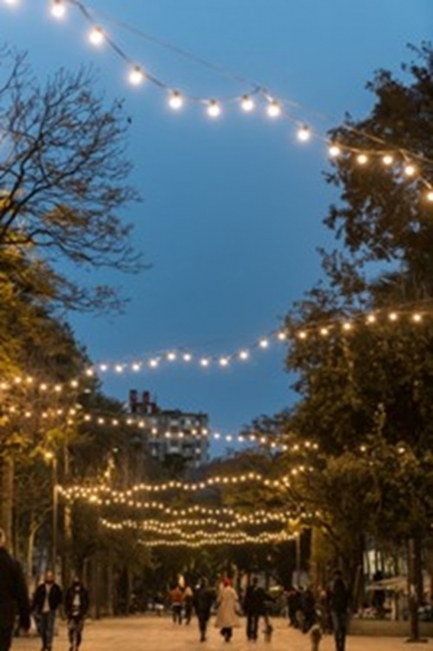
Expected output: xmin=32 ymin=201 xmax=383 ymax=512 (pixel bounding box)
xmin=0 ymin=46 xmax=142 ymax=312
xmin=322 ymin=42 xmax=433 ymax=304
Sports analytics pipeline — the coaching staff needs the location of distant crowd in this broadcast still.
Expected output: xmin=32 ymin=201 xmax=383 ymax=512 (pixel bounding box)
xmin=0 ymin=526 xmax=350 ymax=651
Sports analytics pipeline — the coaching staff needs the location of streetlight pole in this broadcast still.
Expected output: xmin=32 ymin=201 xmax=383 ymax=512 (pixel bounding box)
xmin=45 ymin=452 xmax=58 ymax=575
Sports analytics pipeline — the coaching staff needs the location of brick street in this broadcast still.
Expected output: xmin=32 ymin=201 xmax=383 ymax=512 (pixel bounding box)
xmin=10 ymin=615 xmax=433 ymax=651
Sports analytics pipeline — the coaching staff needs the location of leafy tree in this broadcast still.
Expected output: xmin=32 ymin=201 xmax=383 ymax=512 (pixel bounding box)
xmin=0 ymin=46 xmax=142 ymax=313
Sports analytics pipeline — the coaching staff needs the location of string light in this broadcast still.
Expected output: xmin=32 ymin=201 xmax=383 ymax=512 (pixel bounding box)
xmin=51 ymin=0 xmax=66 ymax=18
xmin=266 ymin=100 xmax=281 ymax=118
xmin=328 ymin=145 xmax=341 ymax=158
xmin=0 ymin=0 xmax=431 ymax=209
xmin=88 ymin=26 xmax=105 ymax=46
xmin=59 ymin=470 xmax=301 ymax=500
xmin=297 ymin=125 xmax=311 ymax=142
xmin=404 ymin=164 xmax=416 ymax=177
xmin=240 ymin=95 xmax=255 ymax=112
xmin=168 ymin=91 xmax=184 ymax=110
xmin=207 ymin=100 xmax=221 ymax=118
xmin=128 ymin=66 xmax=145 ymax=86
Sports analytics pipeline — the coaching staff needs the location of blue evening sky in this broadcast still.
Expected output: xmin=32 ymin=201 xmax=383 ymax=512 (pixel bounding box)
xmin=1 ymin=1 xmax=431 ymax=452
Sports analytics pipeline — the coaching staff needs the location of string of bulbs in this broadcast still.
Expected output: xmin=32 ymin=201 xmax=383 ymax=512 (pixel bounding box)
xmin=1 ymin=304 xmax=432 ymax=397
xmin=2 ymin=0 xmax=433 ymax=202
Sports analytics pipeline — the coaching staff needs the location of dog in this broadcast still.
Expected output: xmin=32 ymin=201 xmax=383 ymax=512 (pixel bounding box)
xmin=309 ymin=623 xmax=322 ymax=651
xmin=263 ymin=619 xmax=273 ymax=642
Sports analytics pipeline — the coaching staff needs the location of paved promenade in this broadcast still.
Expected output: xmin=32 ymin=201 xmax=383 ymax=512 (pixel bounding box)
xmin=10 ymin=615 xmax=433 ymax=651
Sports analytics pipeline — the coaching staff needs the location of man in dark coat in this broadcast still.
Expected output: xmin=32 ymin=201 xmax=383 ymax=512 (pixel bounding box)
xmin=65 ymin=577 xmax=89 ymax=650
xmin=243 ymin=576 xmax=267 ymax=640
xmin=328 ymin=569 xmax=350 ymax=651
xmin=193 ymin=578 xmax=215 ymax=642
xmin=32 ymin=571 xmax=62 ymax=651
xmin=0 ymin=528 xmax=31 ymax=651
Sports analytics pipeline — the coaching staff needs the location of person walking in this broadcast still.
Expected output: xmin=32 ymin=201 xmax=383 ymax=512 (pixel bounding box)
xmin=64 ymin=577 xmax=89 ymax=651
xmin=183 ymin=584 xmax=194 ymax=625
xmin=193 ymin=578 xmax=215 ymax=642
xmin=169 ymin=584 xmax=184 ymax=624
xmin=32 ymin=570 xmax=62 ymax=651
xmin=215 ymin=578 xmax=240 ymax=642
xmin=0 ymin=528 xmax=31 ymax=651
xmin=328 ymin=569 xmax=350 ymax=651
xmin=243 ymin=576 xmax=266 ymax=640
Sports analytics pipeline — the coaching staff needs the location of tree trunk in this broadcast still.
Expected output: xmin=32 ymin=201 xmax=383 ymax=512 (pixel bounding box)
xmin=0 ymin=456 xmax=14 ymax=552
xmin=26 ymin=514 xmax=37 ymax=586
xmin=407 ymin=535 xmax=427 ymax=642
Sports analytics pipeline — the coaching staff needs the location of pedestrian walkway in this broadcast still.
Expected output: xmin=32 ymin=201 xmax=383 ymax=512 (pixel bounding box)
xmin=11 ymin=615 xmax=433 ymax=651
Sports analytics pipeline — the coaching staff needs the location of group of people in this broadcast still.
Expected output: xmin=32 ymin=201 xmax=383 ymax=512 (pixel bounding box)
xmin=168 ymin=575 xmax=272 ymax=644
xmin=0 ymin=528 xmax=89 ymax=651
xmin=286 ymin=570 xmax=350 ymax=651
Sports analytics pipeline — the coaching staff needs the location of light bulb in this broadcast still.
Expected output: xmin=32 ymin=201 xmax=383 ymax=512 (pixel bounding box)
xmin=200 ymin=358 xmax=210 ymax=367
xmin=413 ymin=313 xmax=422 ymax=323
xmin=357 ymin=154 xmax=368 ymax=165
xmin=183 ymin=353 xmax=192 ymax=362
xmin=207 ymin=100 xmax=221 ymax=118
xmin=329 ymin=145 xmax=341 ymax=158
xmin=240 ymin=95 xmax=255 ymax=112
xmin=298 ymin=331 xmax=307 ymax=339
xmin=382 ymin=154 xmax=394 ymax=166
xmin=389 ymin=312 xmax=398 ymax=321
xmin=169 ymin=91 xmax=183 ymax=110
xmin=427 ymin=190 xmax=433 ymax=203
xmin=404 ymin=164 xmax=416 ymax=177
xmin=297 ymin=125 xmax=311 ymax=142
xmin=51 ymin=0 xmax=66 ymax=18
xmin=219 ymin=358 xmax=229 ymax=367
xmin=129 ymin=66 xmax=145 ymax=86
xmin=267 ymin=101 xmax=281 ymax=118
xmin=89 ymin=27 xmax=104 ymax=46
xmin=259 ymin=339 xmax=269 ymax=348
xmin=239 ymin=350 xmax=249 ymax=360
xmin=366 ymin=314 xmax=376 ymax=324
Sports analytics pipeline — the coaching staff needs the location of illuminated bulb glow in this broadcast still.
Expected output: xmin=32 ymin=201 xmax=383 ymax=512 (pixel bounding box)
xmin=342 ymin=322 xmax=352 ymax=331
xmin=404 ymin=164 xmax=416 ymax=177
xmin=412 ymin=313 xmax=422 ymax=323
xmin=207 ymin=101 xmax=221 ymax=118
xmin=89 ymin=27 xmax=105 ymax=46
xmin=267 ymin=101 xmax=281 ymax=118
xmin=169 ymin=91 xmax=183 ymax=110
xmin=382 ymin=155 xmax=394 ymax=166
xmin=167 ymin=352 xmax=177 ymax=362
xmin=298 ymin=331 xmax=307 ymax=339
xmin=357 ymin=154 xmax=368 ymax=165
xmin=366 ymin=314 xmax=376 ymax=324
xmin=219 ymin=358 xmax=229 ymax=367
xmin=200 ymin=359 xmax=210 ymax=367
xmin=51 ymin=0 xmax=66 ymax=18
xmin=297 ymin=126 xmax=311 ymax=142
xmin=389 ymin=312 xmax=398 ymax=321
xmin=183 ymin=353 xmax=192 ymax=362
xmin=320 ymin=328 xmax=329 ymax=336
xmin=239 ymin=351 xmax=249 ymax=360
xmin=129 ymin=66 xmax=145 ymax=86
xmin=241 ymin=96 xmax=255 ymax=112
xmin=329 ymin=145 xmax=341 ymax=158
xmin=259 ymin=339 xmax=269 ymax=348
xmin=427 ymin=191 xmax=433 ymax=203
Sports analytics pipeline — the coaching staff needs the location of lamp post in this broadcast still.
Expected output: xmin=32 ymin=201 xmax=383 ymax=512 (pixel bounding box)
xmin=45 ymin=452 xmax=58 ymax=575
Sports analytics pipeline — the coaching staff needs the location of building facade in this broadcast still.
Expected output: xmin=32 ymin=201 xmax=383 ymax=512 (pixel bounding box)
xmin=128 ymin=390 xmax=209 ymax=469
